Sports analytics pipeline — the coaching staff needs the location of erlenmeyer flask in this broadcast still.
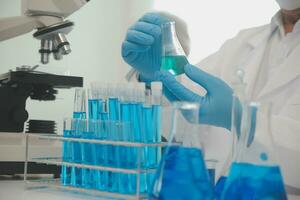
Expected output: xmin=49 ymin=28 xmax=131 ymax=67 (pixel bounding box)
xmin=215 ymin=71 xmax=247 ymax=199
xmin=149 ymin=102 xmax=214 ymax=200
xmin=160 ymin=21 xmax=189 ymax=76
xmin=221 ymin=102 xmax=287 ymax=200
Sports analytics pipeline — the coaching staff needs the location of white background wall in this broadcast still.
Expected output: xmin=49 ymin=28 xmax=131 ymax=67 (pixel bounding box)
xmin=0 ymin=0 xmax=153 ymax=133
xmin=0 ymin=0 xmax=279 ymax=133
xmin=154 ymin=0 xmax=280 ymax=63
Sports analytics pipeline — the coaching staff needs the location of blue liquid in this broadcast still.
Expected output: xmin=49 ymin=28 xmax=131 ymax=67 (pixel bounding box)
xmin=88 ymin=99 xmax=104 ymax=120
xmin=94 ymin=124 xmax=108 ymax=191
xmin=88 ymin=101 xmax=111 ymax=192
xmin=150 ymin=146 xmax=214 ymax=200
xmin=132 ymin=103 xmax=147 ymax=194
xmin=108 ymin=98 xmax=120 ymax=120
xmin=81 ymin=131 xmax=95 ymax=189
xmin=70 ymin=112 xmax=86 ymax=187
xmin=143 ymin=106 xmax=155 ymax=169
xmin=150 ymin=105 xmax=161 ymax=168
xmin=73 ymin=112 xmax=86 ymax=119
xmin=61 ymin=130 xmax=72 ymax=186
xmin=222 ymin=163 xmax=287 ymax=200
xmin=108 ymin=98 xmax=120 ymax=192
xmin=215 ymin=176 xmax=227 ymax=200
xmin=119 ymin=102 xmax=135 ymax=194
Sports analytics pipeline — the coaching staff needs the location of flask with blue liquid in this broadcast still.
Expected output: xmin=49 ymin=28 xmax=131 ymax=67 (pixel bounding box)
xmin=149 ymin=102 xmax=214 ymax=200
xmin=221 ymin=101 xmax=287 ymax=200
xmin=160 ymin=21 xmax=189 ymax=76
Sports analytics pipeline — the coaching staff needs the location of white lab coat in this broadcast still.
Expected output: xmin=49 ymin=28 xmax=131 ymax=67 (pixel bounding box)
xmin=181 ymin=21 xmax=300 ymax=191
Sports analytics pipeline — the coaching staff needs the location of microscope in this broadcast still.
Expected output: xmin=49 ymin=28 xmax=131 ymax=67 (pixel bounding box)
xmin=0 ymin=0 xmax=88 ymax=175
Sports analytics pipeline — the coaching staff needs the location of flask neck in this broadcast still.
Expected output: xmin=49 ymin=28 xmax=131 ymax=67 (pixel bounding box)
xmin=161 ymin=22 xmax=186 ymax=56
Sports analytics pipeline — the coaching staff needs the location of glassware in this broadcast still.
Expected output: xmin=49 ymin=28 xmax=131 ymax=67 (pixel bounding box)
xmin=149 ymin=102 xmax=214 ymax=200
xmin=221 ymin=102 xmax=287 ymax=200
xmin=160 ymin=21 xmax=189 ymax=76
xmin=73 ymin=88 xmax=87 ymax=119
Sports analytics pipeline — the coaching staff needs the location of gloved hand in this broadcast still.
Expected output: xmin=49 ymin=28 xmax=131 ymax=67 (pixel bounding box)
xmin=160 ymin=64 xmax=234 ymax=130
xmin=121 ymin=13 xmax=169 ymax=81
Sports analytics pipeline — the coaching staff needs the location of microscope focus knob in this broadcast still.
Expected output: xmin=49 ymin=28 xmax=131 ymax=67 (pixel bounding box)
xmin=12 ymin=108 xmax=29 ymax=124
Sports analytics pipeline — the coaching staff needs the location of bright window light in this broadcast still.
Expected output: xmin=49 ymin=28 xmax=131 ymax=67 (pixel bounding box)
xmin=154 ymin=0 xmax=279 ymax=63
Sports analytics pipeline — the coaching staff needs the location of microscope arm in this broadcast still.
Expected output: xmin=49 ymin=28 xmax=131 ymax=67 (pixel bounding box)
xmin=0 ymin=16 xmax=65 ymax=42
xmin=0 ymin=16 xmax=40 ymax=41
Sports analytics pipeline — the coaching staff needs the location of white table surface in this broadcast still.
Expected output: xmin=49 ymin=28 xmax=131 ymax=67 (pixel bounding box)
xmin=0 ymin=181 xmax=113 ymax=200
xmin=0 ymin=180 xmax=299 ymax=200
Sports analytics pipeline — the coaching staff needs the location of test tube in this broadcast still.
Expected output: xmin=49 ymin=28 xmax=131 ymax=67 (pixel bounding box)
xmin=61 ymin=119 xmax=73 ymax=186
xmin=81 ymin=119 xmax=96 ymax=189
xmin=70 ymin=119 xmax=86 ymax=187
xmin=94 ymin=120 xmax=109 ymax=191
xmin=108 ymin=83 xmax=120 ymax=121
xmin=90 ymin=82 xmax=108 ymax=120
xmin=129 ymin=83 xmax=149 ymax=194
xmin=118 ymin=84 xmax=134 ymax=194
xmin=73 ymin=88 xmax=87 ymax=119
xmin=150 ymin=82 xmax=162 ymax=167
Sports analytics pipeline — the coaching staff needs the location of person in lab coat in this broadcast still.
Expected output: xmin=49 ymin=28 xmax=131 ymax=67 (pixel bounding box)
xmin=121 ymin=0 xmax=300 ymax=194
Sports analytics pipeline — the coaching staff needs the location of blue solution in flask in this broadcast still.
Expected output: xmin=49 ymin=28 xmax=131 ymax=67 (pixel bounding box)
xmin=215 ymin=176 xmax=227 ymax=199
xmin=61 ymin=130 xmax=72 ymax=186
xmin=221 ymin=162 xmax=287 ymax=200
xmin=150 ymin=146 xmax=214 ymax=200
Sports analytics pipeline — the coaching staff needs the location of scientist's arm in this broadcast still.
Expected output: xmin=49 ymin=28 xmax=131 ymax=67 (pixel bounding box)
xmin=160 ymin=64 xmax=233 ymax=130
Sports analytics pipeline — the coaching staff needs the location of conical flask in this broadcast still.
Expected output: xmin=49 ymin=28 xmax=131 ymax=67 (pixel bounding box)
xmin=215 ymin=70 xmax=247 ymax=198
xmin=149 ymin=102 xmax=214 ymax=200
xmin=221 ymin=100 xmax=287 ymax=200
xmin=160 ymin=21 xmax=189 ymax=76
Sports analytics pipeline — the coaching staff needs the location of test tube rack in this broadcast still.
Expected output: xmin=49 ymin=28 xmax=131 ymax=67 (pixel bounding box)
xmin=24 ymin=133 xmax=168 ymax=200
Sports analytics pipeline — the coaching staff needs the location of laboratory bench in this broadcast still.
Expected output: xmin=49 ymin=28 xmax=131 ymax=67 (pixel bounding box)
xmin=0 ymin=180 xmax=299 ymax=200
xmin=0 ymin=180 xmax=112 ymax=200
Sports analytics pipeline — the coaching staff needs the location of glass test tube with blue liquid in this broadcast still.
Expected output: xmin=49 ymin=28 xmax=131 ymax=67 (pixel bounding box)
xmin=107 ymin=84 xmax=121 ymax=192
xmin=146 ymin=82 xmax=162 ymax=189
xmin=118 ymin=84 xmax=136 ymax=194
xmin=89 ymin=83 xmax=109 ymax=191
xmin=133 ymin=83 xmax=149 ymax=194
xmin=70 ymin=88 xmax=87 ymax=187
xmin=61 ymin=119 xmax=73 ymax=186
xmin=149 ymin=82 xmax=162 ymax=168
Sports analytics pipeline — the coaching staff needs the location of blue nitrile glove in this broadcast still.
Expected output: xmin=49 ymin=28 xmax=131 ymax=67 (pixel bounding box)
xmin=121 ymin=13 xmax=169 ymax=81
xmin=160 ymin=64 xmax=234 ymax=130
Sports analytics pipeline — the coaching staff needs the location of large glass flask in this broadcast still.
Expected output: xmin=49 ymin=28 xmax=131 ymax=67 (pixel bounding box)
xmin=160 ymin=22 xmax=189 ymax=76
xmin=221 ymin=102 xmax=287 ymax=200
xmin=149 ymin=102 xmax=214 ymax=200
